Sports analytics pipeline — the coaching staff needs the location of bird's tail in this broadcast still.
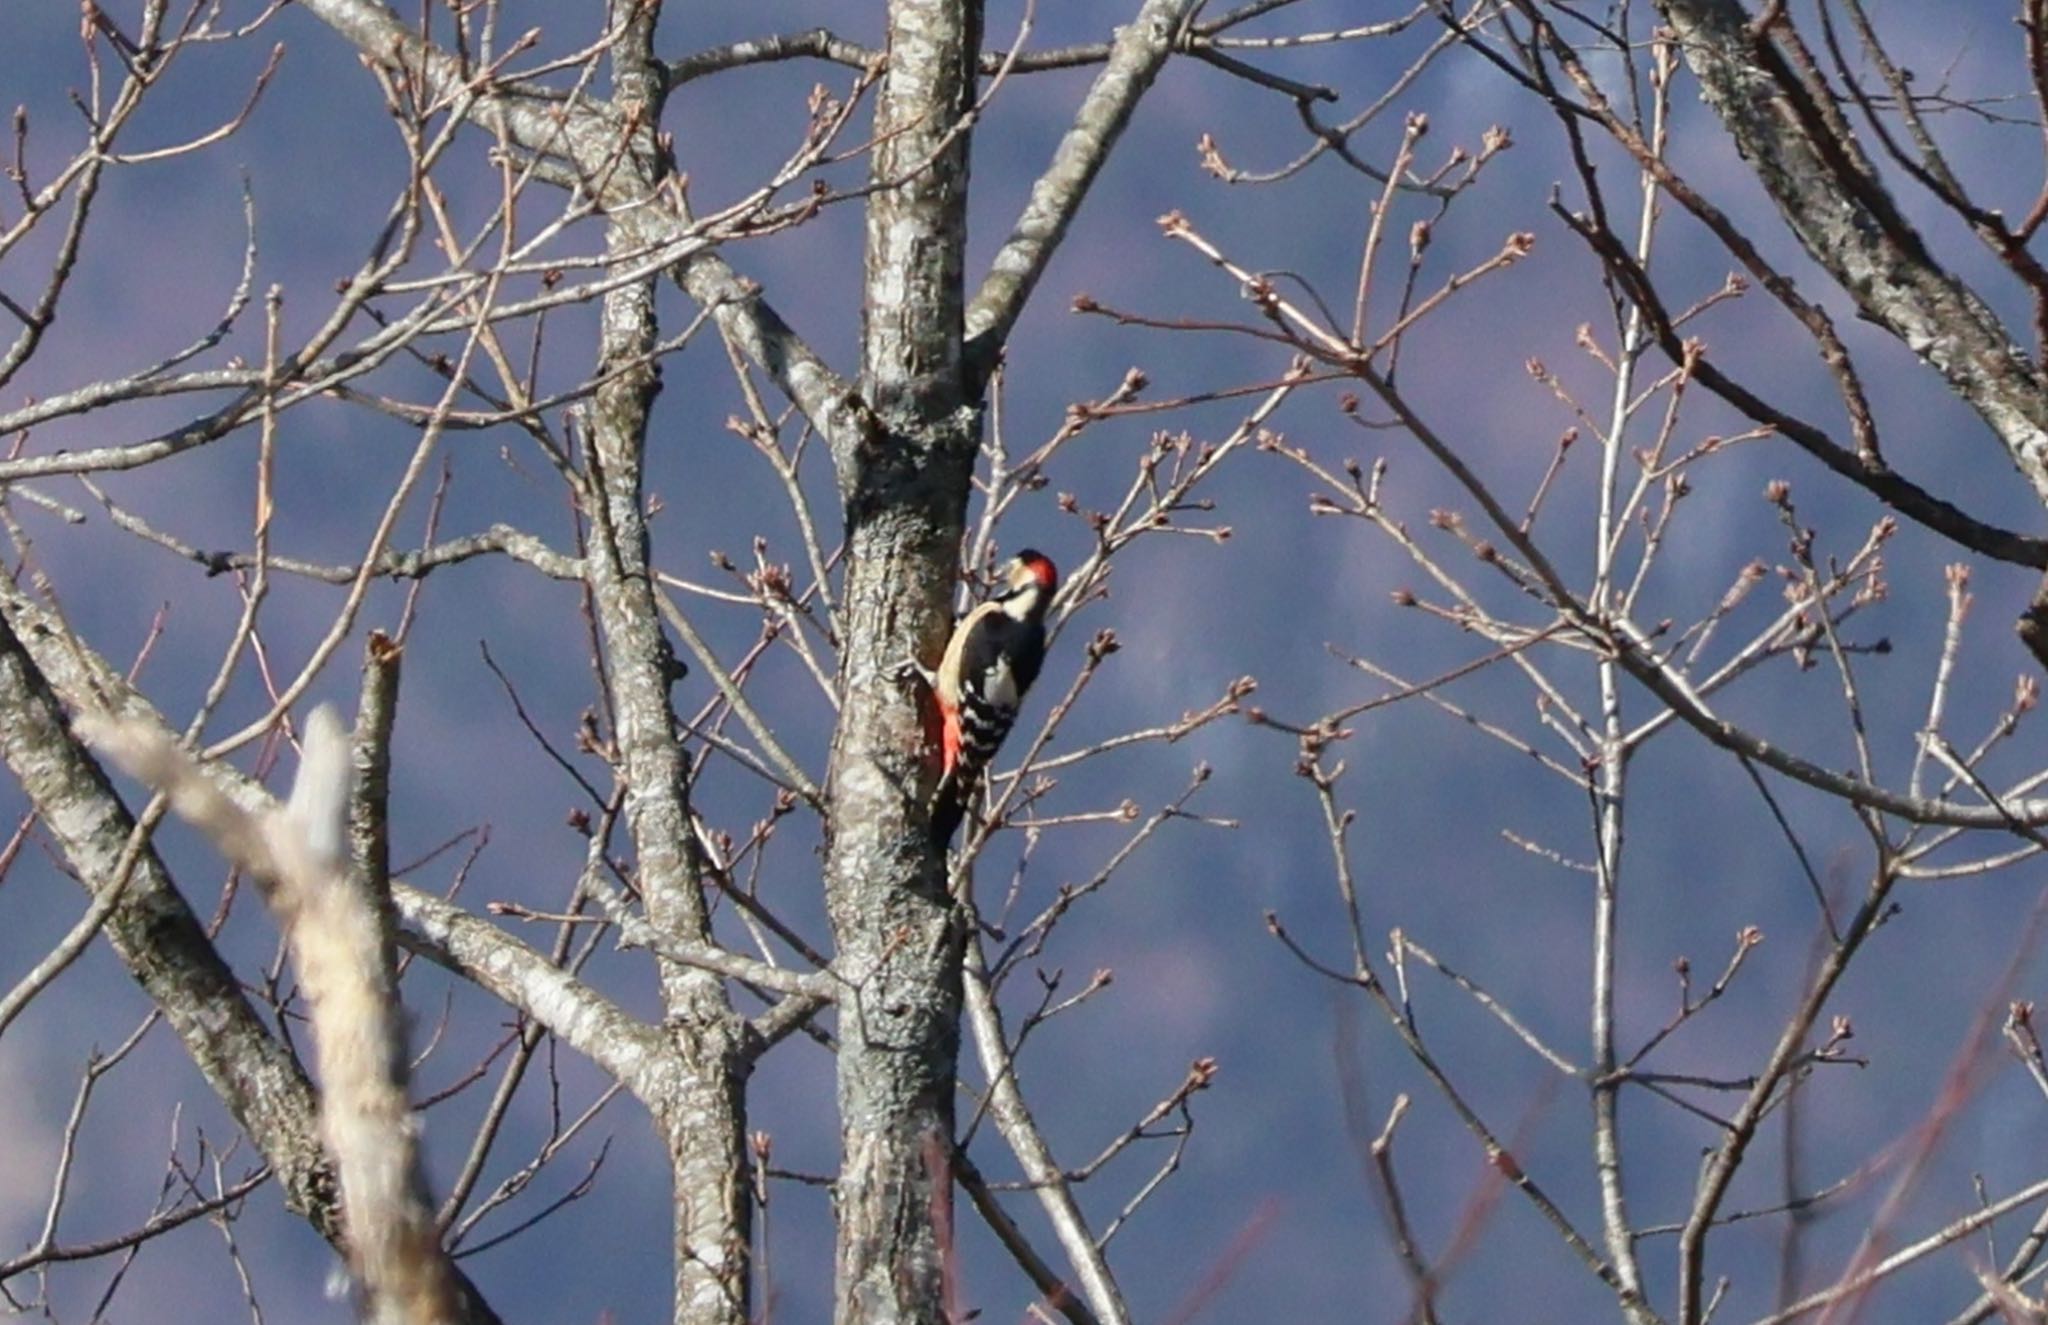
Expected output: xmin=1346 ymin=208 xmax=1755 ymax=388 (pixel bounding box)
xmin=929 ymin=768 xmax=975 ymax=846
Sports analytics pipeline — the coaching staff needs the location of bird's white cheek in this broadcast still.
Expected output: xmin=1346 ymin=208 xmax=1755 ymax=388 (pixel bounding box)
xmin=989 ymin=663 xmax=1019 ymax=708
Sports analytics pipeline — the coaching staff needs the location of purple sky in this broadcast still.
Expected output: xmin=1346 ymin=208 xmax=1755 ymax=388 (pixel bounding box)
xmin=7 ymin=2 xmax=2048 ymax=1322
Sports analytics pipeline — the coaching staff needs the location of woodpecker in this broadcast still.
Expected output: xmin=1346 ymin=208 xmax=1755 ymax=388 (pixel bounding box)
xmin=928 ymin=548 xmax=1058 ymax=844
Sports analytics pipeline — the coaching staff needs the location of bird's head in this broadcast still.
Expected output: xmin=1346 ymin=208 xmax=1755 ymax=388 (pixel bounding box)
xmin=1001 ymin=548 xmax=1058 ymax=596
xmin=991 ymin=549 xmax=1057 ymax=620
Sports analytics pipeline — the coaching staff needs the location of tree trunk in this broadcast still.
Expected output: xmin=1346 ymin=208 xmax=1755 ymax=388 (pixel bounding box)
xmin=580 ymin=7 xmax=750 ymax=1320
xmin=828 ymin=1 xmax=984 ymax=1320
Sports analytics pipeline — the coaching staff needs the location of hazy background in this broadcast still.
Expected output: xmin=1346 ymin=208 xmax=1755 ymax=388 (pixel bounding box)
xmin=6 ymin=2 xmax=2048 ymax=1321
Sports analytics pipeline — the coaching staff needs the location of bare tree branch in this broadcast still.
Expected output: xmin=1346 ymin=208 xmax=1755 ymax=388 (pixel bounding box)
xmin=1654 ymin=0 xmax=2048 ymax=509
xmin=965 ymin=0 xmax=1200 ymax=382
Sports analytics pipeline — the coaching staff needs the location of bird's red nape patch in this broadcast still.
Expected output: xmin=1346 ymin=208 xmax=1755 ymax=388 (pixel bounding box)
xmin=1021 ymin=552 xmax=1057 ymax=589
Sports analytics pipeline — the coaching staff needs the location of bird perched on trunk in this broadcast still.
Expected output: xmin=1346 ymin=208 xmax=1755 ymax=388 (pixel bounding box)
xmin=924 ymin=549 xmax=1058 ymax=845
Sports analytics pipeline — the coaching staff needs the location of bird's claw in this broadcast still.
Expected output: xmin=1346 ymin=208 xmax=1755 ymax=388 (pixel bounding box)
xmin=892 ymin=656 xmax=935 ymax=689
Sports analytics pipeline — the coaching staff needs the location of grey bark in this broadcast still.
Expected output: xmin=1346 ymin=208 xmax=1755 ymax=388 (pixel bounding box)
xmin=570 ymin=7 xmax=751 ymax=1321
xmin=826 ymin=1 xmax=984 ymax=1320
xmin=0 ymin=600 xmax=508 ymax=1324
xmin=119 ymin=4 xmax=1195 ymax=1319
xmin=292 ymin=0 xmax=856 ymax=452
xmin=0 ymin=599 xmax=669 ymax=1092
xmin=1654 ymin=0 xmax=2048 ymax=507
xmin=583 ymin=222 xmax=753 ymax=1325
xmin=348 ymin=633 xmax=404 ymax=1004
xmin=964 ymin=0 xmax=1198 ymax=383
